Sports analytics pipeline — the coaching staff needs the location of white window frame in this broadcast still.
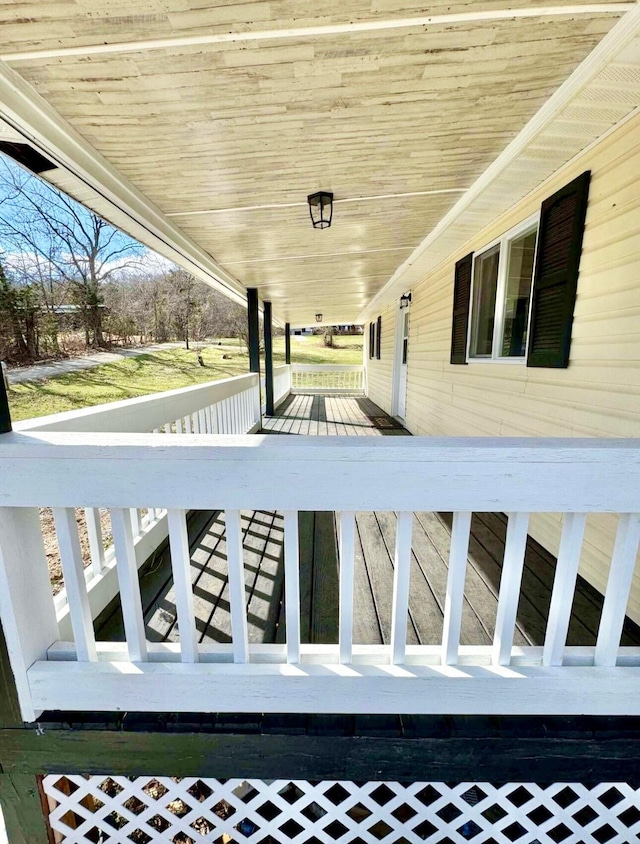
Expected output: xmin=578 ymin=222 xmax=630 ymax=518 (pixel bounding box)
xmin=466 ymin=213 xmax=540 ymax=364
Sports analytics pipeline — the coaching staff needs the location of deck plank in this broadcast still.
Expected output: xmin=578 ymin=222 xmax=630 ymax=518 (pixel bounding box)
xmin=352 ymin=520 xmax=382 ymax=645
xmin=310 ymin=512 xmax=340 ymax=645
xmin=375 ymin=511 xmax=442 ymax=646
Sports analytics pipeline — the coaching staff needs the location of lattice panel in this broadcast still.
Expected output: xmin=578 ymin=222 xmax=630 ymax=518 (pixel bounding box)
xmin=41 ymin=776 xmax=640 ymax=844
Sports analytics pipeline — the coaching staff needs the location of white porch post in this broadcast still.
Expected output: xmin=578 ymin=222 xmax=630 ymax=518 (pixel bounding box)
xmin=0 ymin=508 xmax=59 ymax=721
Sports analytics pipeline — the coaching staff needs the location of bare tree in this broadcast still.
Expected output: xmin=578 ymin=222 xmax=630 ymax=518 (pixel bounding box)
xmin=0 ymin=155 xmax=142 ymax=348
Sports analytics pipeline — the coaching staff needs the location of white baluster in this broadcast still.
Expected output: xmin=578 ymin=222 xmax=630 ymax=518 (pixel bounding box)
xmin=129 ymin=508 xmax=141 ymax=538
xmin=594 ymin=513 xmax=640 ymax=667
xmin=492 ymin=512 xmax=530 ymax=666
xmin=339 ymin=511 xmax=356 ymax=664
xmin=84 ymin=507 xmax=105 ymax=577
xmin=390 ymin=511 xmax=413 ymax=664
xmin=284 ymin=511 xmax=301 ymax=664
xmin=225 ymin=510 xmax=249 ymax=663
xmin=441 ymin=511 xmax=472 ymax=665
xmin=110 ymin=508 xmax=148 ymax=662
xmin=543 ymin=513 xmax=587 ymax=666
xmin=53 ymin=508 xmax=97 ymax=662
xmin=167 ymin=509 xmax=199 ymax=663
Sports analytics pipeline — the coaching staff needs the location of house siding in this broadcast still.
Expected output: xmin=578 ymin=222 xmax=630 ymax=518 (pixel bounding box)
xmin=365 ymin=303 xmax=396 ymax=415
xmin=367 ymin=113 xmax=640 ymax=622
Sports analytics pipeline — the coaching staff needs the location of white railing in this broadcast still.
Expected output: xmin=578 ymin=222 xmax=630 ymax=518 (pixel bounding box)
xmin=13 ymin=372 xmax=262 ymax=641
xmin=15 ymin=371 xmax=261 ymax=435
xmin=291 ymin=364 xmax=365 ymax=393
xmin=273 ymin=363 xmax=292 ymax=406
xmin=1 ymin=434 xmax=640 ymax=721
xmin=260 ymin=364 xmax=292 ymax=413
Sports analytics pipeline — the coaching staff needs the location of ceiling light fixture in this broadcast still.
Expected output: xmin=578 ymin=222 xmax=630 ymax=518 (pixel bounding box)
xmin=307 ymin=191 xmax=333 ymax=229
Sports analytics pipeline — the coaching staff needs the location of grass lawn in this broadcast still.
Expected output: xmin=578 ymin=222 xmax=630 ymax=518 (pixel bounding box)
xmin=8 ymin=334 xmax=364 ymax=421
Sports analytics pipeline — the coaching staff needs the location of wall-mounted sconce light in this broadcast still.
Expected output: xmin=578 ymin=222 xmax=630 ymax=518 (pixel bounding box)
xmin=399 ymin=292 xmax=412 ymax=309
xmin=307 ymin=191 xmax=334 ymax=229
xmin=315 ymin=313 xmax=323 ymax=323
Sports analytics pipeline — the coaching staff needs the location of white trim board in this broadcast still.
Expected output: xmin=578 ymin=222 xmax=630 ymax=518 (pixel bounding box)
xmin=1 ymin=6 xmax=632 ymax=62
xmin=27 ymin=660 xmax=640 ymax=715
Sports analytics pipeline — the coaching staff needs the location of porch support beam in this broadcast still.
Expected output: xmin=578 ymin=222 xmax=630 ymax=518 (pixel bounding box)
xmin=264 ymin=301 xmax=274 ymax=417
xmin=4 ymin=719 xmax=640 ymax=784
xmin=247 ymin=288 xmax=260 ymax=378
xmin=285 ymin=323 xmax=291 ymax=365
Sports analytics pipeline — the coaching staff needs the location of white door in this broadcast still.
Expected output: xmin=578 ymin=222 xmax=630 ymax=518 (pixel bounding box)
xmin=397 ymin=306 xmax=410 ymax=419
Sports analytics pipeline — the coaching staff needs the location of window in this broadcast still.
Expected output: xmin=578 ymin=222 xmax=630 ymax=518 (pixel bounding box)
xmin=468 ymin=219 xmax=538 ymax=361
xmin=369 ymin=317 xmax=382 ymax=360
xmin=450 ymin=171 xmax=591 ymax=369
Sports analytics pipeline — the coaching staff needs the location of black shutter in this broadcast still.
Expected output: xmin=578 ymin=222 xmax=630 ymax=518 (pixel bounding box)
xmin=450 ymin=252 xmax=473 ymax=364
xmin=376 ymin=315 xmax=382 ymax=359
xmin=527 ymin=171 xmax=590 ymax=368
xmin=369 ymin=322 xmax=375 ymax=359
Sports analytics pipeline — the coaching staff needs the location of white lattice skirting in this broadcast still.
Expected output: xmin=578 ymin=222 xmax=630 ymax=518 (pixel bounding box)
xmin=41 ymin=776 xmax=640 ymax=844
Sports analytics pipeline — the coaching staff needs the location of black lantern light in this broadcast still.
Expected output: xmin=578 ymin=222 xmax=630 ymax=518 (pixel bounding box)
xmin=307 ymin=191 xmax=334 ymax=229
xmin=399 ymin=292 xmax=412 ymax=309
xmin=315 ymin=313 xmax=323 ymax=323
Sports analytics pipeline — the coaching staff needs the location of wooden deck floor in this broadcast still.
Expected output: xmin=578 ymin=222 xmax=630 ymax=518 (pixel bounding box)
xmin=96 ymin=394 xmax=640 ymax=649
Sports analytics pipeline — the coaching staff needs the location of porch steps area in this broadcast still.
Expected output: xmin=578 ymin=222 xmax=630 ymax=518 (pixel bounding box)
xmin=95 ymin=395 xmax=640 ymax=650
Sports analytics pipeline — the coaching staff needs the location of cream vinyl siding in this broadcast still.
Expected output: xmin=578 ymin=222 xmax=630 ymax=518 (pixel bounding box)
xmin=365 ymin=303 xmax=396 ymax=416
xmin=390 ymin=112 xmax=640 ymax=622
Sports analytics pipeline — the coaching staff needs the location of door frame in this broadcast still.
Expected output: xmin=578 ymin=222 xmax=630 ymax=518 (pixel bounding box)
xmin=391 ymin=296 xmax=409 ymax=418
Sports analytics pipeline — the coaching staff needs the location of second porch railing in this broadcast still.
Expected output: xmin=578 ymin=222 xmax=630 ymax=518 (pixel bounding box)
xmin=14 ymin=371 xmax=265 ymax=638
xmin=291 ymin=364 xmax=365 ymax=393
xmin=1 ymin=432 xmax=639 ymax=721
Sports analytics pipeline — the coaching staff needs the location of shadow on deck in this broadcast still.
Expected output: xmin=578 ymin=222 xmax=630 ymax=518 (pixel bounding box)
xmin=96 ymin=395 xmax=640 ymax=649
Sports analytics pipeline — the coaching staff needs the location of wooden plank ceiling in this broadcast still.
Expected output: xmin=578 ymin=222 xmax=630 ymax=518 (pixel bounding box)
xmin=0 ymin=1 xmax=630 ymax=325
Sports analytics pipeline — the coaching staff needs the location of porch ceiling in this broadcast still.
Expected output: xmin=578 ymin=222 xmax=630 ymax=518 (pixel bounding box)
xmin=0 ymin=2 xmax=636 ymax=325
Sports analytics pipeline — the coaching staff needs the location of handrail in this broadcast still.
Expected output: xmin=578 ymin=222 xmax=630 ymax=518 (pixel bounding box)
xmin=3 ymin=434 xmax=640 ymax=511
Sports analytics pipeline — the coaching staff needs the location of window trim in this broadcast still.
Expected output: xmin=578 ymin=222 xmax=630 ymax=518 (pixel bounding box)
xmin=466 ymin=213 xmax=540 ymax=364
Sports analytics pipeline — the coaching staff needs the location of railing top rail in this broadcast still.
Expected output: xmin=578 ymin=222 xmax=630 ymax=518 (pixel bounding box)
xmin=1 ymin=432 xmax=639 ymax=513
xmin=14 ymin=372 xmax=260 ymax=433
xmin=291 ymin=364 xmax=363 ymax=372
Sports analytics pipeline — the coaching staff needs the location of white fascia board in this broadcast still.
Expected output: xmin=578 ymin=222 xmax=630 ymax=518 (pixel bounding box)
xmin=357 ymin=2 xmax=640 ymax=322
xmin=0 ymin=60 xmax=251 ymax=310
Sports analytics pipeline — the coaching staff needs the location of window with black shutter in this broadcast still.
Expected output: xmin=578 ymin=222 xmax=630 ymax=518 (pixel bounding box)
xmin=450 ymin=171 xmax=590 ymax=367
xmin=527 ymin=171 xmax=590 ymax=369
xmin=369 ymin=322 xmax=375 ymax=359
xmin=450 ymin=253 xmax=473 ymax=364
xmin=376 ymin=315 xmax=382 ymax=360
